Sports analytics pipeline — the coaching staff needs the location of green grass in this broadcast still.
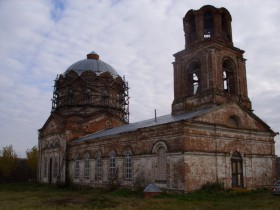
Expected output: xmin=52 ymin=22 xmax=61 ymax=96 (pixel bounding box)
xmin=0 ymin=183 xmax=279 ymax=210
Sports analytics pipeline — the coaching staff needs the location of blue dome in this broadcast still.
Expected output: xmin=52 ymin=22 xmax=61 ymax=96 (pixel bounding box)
xmin=65 ymin=51 xmax=119 ymax=77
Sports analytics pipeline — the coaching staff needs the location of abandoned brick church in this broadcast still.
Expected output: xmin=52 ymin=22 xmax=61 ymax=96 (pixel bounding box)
xmin=38 ymin=5 xmax=277 ymax=192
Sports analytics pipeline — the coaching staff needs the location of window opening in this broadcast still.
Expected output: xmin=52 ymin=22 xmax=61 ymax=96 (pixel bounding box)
xmin=84 ymin=89 xmax=92 ymax=104
xmin=109 ymin=152 xmax=116 ymax=179
xmin=223 ymin=60 xmax=235 ymax=93
xmin=103 ymin=90 xmax=109 ymax=107
xmin=53 ymin=158 xmax=58 ymax=178
xmin=204 ymin=12 xmax=214 ymax=38
xmin=231 ymin=152 xmax=243 ymax=187
xmin=74 ymin=158 xmax=80 ymax=179
xmin=84 ymin=159 xmax=90 ymax=180
xmin=96 ymin=154 xmax=102 ymax=178
xmin=188 ymin=62 xmax=200 ymax=96
xmin=192 ymin=73 xmax=199 ymax=94
xmin=124 ymin=151 xmax=132 ymax=180
xmin=156 ymin=147 xmax=167 ymax=181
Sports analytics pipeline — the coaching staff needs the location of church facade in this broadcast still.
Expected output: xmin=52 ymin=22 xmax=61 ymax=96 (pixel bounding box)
xmin=38 ymin=5 xmax=277 ymax=192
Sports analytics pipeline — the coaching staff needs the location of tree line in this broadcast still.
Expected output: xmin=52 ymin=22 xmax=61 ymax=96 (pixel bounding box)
xmin=0 ymin=145 xmax=38 ymax=183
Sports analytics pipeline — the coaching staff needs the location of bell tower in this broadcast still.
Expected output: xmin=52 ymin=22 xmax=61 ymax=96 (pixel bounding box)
xmin=172 ymin=5 xmax=252 ymax=114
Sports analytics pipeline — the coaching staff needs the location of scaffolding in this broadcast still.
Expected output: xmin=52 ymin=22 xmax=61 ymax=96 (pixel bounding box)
xmin=51 ymin=73 xmax=129 ymax=123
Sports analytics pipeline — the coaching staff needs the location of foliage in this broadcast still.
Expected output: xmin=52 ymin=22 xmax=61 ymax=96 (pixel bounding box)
xmin=0 ymin=183 xmax=279 ymax=210
xmin=26 ymin=145 xmax=38 ymax=180
xmin=200 ymin=181 xmax=225 ymax=193
xmin=0 ymin=145 xmax=17 ymax=178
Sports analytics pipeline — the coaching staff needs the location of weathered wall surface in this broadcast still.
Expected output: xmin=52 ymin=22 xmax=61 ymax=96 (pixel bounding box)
xmin=38 ymin=135 xmax=67 ymax=184
xmin=64 ymin=105 xmax=275 ymax=192
xmin=67 ymin=122 xmax=186 ymax=190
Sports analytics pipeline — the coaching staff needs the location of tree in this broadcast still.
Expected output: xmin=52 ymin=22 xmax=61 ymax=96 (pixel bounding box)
xmin=0 ymin=145 xmax=17 ymax=179
xmin=26 ymin=145 xmax=38 ymax=180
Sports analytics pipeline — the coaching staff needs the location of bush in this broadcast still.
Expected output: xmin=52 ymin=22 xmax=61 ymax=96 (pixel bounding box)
xmin=200 ymin=181 xmax=224 ymax=193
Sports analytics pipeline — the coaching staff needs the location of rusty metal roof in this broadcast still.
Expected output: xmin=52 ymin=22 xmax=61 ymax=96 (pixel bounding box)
xmin=74 ymin=107 xmax=213 ymax=143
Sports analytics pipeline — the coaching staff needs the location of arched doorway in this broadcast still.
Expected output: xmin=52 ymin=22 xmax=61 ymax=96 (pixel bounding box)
xmin=231 ymin=152 xmax=243 ymax=187
xmin=48 ymin=158 xmax=53 ymax=184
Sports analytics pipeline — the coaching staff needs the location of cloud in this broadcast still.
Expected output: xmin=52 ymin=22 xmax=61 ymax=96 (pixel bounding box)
xmin=0 ymin=0 xmax=279 ymax=157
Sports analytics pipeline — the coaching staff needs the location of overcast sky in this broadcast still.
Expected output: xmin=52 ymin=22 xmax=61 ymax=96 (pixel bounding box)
xmin=0 ymin=0 xmax=279 ymax=157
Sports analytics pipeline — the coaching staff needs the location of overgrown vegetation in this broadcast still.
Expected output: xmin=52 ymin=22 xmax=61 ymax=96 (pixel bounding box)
xmin=0 ymin=183 xmax=279 ymax=210
xmin=0 ymin=145 xmax=38 ymax=183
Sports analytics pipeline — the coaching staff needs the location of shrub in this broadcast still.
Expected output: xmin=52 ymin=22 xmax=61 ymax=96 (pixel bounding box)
xmin=200 ymin=181 xmax=224 ymax=193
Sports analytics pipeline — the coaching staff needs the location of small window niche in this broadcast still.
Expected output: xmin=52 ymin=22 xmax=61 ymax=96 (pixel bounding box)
xmin=227 ymin=115 xmax=240 ymax=128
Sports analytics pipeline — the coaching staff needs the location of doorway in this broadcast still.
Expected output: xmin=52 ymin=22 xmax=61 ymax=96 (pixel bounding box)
xmin=48 ymin=158 xmax=53 ymax=184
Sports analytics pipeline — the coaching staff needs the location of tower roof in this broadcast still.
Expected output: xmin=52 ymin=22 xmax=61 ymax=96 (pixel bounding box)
xmin=65 ymin=51 xmax=119 ymax=77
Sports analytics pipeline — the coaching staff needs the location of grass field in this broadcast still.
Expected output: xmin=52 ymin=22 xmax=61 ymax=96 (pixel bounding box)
xmin=0 ymin=183 xmax=280 ymax=210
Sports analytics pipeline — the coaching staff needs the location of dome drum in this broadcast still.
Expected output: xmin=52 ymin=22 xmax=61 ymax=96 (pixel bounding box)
xmin=51 ymin=51 xmax=129 ymax=123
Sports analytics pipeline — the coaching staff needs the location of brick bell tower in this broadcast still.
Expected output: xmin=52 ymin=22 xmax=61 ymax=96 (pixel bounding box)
xmin=172 ymin=5 xmax=252 ymax=114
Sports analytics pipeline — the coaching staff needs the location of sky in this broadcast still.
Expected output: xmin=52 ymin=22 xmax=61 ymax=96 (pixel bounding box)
xmin=0 ymin=0 xmax=280 ymax=158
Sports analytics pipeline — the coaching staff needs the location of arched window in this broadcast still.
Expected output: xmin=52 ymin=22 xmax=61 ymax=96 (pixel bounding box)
xmin=84 ymin=89 xmax=92 ymax=104
xmin=74 ymin=155 xmax=80 ymax=179
xmin=124 ymin=151 xmax=132 ymax=180
xmin=204 ymin=12 xmax=214 ymax=38
xmin=231 ymin=152 xmax=243 ymax=187
xmin=84 ymin=153 xmax=90 ymax=180
xmin=188 ymin=61 xmax=200 ymax=96
xmin=96 ymin=152 xmax=102 ymax=179
xmin=223 ymin=60 xmax=235 ymax=93
xmin=156 ymin=147 xmax=167 ymax=181
xmin=190 ymin=14 xmax=196 ymax=41
xmin=109 ymin=151 xmax=116 ymax=179
xmin=53 ymin=157 xmax=58 ymax=178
